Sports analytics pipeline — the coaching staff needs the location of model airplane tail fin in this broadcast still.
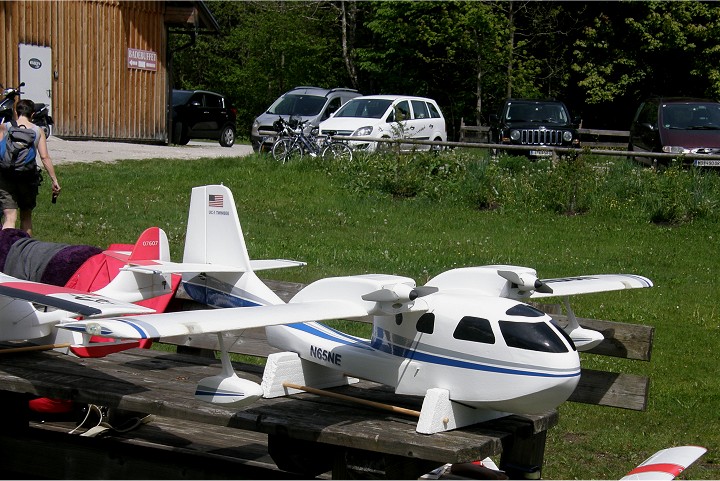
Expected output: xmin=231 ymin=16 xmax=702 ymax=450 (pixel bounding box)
xmin=128 ymin=226 xmax=171 ymax=262
xmin=177 ymin=185 xmax=304 ymax=308
xmin=183 ymin=184 xmax=252 ymax=271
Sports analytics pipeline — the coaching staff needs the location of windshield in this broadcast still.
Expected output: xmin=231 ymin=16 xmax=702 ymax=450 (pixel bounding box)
xmin=267 ymin=94 xmax=327 ymax=116
xmin=172 ymin=91 xmax=194 ymax=106
xmin=334 ymin=99 xmax=393 ymax=119
xmin=662 ymin=103 xmax=720 ymax=130
xmin=505 ymin=103 xmax=569 ymax=123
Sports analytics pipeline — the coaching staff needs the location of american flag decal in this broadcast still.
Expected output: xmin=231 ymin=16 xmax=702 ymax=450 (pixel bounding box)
xmin=208 ymin=194 xmax=224 ymax=208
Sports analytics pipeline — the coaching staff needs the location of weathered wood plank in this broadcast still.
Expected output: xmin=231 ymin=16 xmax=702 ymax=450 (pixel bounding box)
xmin=0 ymin=424 xmax=307 ymax=480
xmin=570 ymin=369 xmax=649 ymax=411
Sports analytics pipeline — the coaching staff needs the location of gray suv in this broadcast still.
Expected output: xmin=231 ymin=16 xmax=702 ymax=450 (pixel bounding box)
xmin=251 ymin=86 xmax=361 ymax=152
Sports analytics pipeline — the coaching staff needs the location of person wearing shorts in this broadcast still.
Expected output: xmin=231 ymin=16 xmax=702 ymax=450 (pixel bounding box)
xmin=0 ymin=99 xmax=60 ymax=236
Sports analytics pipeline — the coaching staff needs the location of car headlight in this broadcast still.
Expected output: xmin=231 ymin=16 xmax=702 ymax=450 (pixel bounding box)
xmin=563 ymin=131 xmax=573 ymax=142
xmin=662 ymin=146 xmax=688 ymax=154
xmin=354 ymin=126 xmax=373 ymax=137
xmin=510 ymin=129 xmax=520 ymax=141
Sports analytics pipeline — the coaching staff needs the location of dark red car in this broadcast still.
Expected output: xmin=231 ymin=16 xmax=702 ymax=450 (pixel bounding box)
xmin=628 ymin=98 xmax=720 ymax=167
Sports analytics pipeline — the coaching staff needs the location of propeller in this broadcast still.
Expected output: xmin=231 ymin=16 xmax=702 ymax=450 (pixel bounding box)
xmin=362 ymin=284 xmax=438 ymax=303
xmin=362 ymin=284 xmax=438 ymax=315
xmin=497 ymin=269 xmax=553 ymax=294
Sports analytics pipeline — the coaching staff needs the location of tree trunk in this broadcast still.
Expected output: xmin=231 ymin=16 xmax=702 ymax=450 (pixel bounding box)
xmin=506 ymin=1 xmax=515 ymax=99
xmin=340 ymin=0 xmax=359 ymax=89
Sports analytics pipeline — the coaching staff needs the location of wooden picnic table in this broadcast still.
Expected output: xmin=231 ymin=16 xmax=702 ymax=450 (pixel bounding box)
xmin=0 ymin=345 xmax=556 ymax=479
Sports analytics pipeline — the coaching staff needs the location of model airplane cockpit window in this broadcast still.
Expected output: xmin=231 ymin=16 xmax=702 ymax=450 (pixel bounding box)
xmin=505 ymin=304 xmax=546 ymax=317
xmin=416 ymin=313 xmax=435 ymax=334
xmin=453 ymin=317 xmax=496 ymax=344
xmin=499 ymin=321 xmax=569 ymax=353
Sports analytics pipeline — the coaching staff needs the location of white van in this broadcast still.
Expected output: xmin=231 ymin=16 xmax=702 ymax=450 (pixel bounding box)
xmin=318 ymin=95 xmax=447 ymax=152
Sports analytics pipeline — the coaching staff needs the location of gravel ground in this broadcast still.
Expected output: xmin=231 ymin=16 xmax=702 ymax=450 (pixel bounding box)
xmin=47 ymin=137 xmax=254 ymax=165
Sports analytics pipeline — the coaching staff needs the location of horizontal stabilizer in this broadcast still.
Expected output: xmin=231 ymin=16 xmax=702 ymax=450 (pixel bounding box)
xmin=123 ymin=258 xmax=306 ymax=275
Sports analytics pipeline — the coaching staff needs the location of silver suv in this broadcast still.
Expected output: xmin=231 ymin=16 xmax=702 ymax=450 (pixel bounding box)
xmin=251 ymin=86 xmax=361 ymax=152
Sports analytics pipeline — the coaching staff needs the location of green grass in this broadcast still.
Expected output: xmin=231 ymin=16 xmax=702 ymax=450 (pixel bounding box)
xmin=32 ymin=152 xmax=719 ymax=479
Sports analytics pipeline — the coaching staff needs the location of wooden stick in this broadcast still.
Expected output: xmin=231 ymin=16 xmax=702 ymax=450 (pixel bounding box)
xmin=282 ymin=381 xmax=421 ymax=418
xmin=0 ymin=343 xmax=72 ymax=354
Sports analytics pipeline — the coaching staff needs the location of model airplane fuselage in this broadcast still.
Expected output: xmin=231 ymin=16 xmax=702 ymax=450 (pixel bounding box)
xmin=0 ymin=227 xmax=177 ymax=357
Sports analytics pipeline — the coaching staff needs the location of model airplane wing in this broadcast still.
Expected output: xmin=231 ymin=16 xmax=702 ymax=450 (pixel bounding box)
xmin=0 ymin=279 xmax=155 ymax=317
xmin=529 ymin=274 xmax=653 ymax=299
xmin=59 ymin=298 xmax=375 ymax=339
xmin=621 ymin=445 xmax=706 ymax=480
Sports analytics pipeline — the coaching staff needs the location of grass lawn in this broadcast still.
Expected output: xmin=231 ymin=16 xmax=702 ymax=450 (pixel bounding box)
xmin=31 ymin=153 xmax=719 ymax=479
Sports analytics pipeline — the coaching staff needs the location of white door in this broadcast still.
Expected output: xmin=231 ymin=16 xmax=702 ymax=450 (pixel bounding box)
xmin=19 ymin=44 xmax=52 ymax=134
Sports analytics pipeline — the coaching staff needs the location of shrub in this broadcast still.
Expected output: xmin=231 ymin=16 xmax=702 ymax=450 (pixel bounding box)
xmin=326 ymin=147 xmax=720 ymax=224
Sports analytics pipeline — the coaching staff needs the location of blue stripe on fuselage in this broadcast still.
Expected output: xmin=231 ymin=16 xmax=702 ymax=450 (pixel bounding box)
xmin=285 ymin=323 xmax=579 ymax=379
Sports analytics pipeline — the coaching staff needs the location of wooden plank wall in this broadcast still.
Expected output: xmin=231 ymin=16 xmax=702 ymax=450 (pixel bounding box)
xmin=0 ymin=0 xmax=167 ymax=142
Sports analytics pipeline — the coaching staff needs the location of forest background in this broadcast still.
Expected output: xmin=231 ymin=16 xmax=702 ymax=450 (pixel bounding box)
xmin=170 ymin=1 xmax=720 ymax=141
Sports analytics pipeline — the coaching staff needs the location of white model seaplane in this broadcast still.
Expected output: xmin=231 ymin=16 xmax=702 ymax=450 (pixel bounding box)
xmin=0 ymin=227 xmax=176 ymax=357
xmin=61 ymin=185 xmax=653 ymax=433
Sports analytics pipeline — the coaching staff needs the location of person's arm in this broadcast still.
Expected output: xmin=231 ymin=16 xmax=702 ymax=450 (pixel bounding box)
xmin=36 ymin=129 xmax=60 ymax=194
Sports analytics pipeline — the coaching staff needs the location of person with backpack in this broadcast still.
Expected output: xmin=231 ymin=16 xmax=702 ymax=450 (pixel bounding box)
xmin=0 ymin=98 xmax=60 ymax=236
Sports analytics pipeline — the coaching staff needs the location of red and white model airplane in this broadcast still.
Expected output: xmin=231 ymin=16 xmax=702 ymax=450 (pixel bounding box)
xmin=61 ymin=185 xmax=654 ymax=433
xmin=0 ymin=227 xmax=177 ymax=357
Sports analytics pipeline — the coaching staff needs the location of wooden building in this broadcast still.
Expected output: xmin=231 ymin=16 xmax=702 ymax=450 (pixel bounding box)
xmin=0 ymin=0 xmax=219 ymax=143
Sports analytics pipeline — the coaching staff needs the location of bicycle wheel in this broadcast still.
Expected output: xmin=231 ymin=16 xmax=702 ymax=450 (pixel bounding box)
xmin=322 ymin=142 xmax=353 ymax=162
xmin=272 ymin=138 xmax=303 ymax=163
xmin=271 ymin=138 xmax=292 ymax=162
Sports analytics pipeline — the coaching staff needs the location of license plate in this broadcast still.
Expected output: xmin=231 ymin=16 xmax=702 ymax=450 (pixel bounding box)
xmin=694 ymin=158 xmax=720 ymax=167
xmin=529 ymin=150 xmax=552 ymax=156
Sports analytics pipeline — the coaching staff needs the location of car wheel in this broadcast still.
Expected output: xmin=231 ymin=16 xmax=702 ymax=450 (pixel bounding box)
xmin=376 ymin=136 xmax=393 ymax=152
xmin=173 ymin=122 xmax=189 ymax=145
xmin=220 ymin=126 xmax=235 ymax=147
xmin=430 ymin=137 xmax=444 ymax=154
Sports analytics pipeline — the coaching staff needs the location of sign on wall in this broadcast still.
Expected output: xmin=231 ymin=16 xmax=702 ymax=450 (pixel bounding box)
xmin=127 ymin=48 xmax=157 ymax=71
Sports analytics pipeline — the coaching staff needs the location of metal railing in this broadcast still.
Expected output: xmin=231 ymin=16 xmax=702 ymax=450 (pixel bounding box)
xmin=346 ymin=135 xmax=720 ymax=163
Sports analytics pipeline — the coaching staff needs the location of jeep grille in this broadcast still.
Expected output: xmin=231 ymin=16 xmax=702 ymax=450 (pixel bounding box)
xmin=520 ymin=129 xmax=565 ymax=145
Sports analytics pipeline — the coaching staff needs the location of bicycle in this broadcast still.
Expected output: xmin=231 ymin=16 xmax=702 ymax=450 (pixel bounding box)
xmin=271 ymin=117 xmax=353 ymax=163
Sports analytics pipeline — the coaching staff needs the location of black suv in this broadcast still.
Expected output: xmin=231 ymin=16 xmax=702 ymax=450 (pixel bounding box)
xmin=490 ymin=99 xmax=581 ymax=158
xmin=171 ymin=90 xmax=237 ymax=147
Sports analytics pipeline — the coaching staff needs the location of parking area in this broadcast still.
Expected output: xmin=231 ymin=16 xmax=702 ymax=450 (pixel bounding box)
xmin=47 ymin=137 xmax=254 ymax=165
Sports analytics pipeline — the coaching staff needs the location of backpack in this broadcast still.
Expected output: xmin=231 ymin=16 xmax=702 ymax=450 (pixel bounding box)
xmin=0 ymin=120 xmax=38 ymax=173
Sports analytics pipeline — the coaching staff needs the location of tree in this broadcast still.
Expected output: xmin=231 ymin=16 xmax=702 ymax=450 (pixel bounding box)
xmin=571 ymin=1 xmax=720 ymax=125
